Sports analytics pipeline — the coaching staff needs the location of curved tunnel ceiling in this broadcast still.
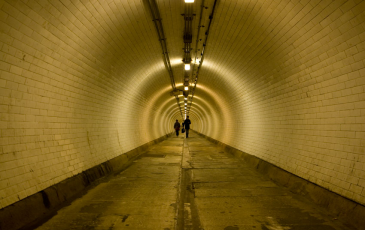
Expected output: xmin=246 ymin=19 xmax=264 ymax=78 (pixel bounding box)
xmin=0 ymin=0 xmax=364 ymax=209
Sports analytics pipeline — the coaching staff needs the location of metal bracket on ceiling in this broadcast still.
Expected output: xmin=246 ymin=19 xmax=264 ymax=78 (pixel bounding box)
xmin=187 ymin=0 xmax=218 ymax=115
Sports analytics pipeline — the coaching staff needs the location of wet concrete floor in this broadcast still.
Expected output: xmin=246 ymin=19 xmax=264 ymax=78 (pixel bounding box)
xmin=34 ymin=132 xmax=354 ymax=230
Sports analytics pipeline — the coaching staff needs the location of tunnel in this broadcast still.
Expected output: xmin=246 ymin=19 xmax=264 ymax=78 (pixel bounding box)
xmin=0 ymin=0 xmax=364 ymax=229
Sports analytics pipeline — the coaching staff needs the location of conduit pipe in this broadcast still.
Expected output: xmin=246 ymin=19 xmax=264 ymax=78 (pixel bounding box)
xmin=182 ymin=3 xmax=194 ymax=101
xmin=188 ymin=0 xmax=218 ymax=113
xmin=146 ymin=0 xmax=183 ymax=117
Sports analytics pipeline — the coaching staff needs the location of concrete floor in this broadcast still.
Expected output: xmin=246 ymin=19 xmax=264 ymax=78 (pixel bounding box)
xmin=34 ymin=132 xmax=354 ymax=230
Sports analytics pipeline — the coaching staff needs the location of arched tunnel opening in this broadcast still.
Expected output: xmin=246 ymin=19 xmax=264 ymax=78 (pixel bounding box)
xmin=0 ymin=0 xmax=364 ymax=229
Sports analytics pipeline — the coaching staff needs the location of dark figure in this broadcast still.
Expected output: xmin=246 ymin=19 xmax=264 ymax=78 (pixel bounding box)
xmin=183 ymin=116 xmax=191 ymax=138
xmin=174 ymin=119 xmax=180 ymax=136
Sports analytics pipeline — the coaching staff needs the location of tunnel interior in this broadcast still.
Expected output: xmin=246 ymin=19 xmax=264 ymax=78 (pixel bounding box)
xmin=0 ymin=0 xmax=364 ymax=213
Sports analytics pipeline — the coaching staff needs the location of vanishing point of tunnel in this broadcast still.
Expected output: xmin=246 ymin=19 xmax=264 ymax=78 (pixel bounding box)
xmin=0 ymin=0 xmax=364 ymax=229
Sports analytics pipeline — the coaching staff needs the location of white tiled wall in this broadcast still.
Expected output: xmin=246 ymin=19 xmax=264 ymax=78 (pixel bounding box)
xmin=0 ymin=0 xmax=176 ymax=209
xmin=195 ymin=0 xmax=365 ymax=205
xmin=0 ymin=0 xmax=364 ymax=209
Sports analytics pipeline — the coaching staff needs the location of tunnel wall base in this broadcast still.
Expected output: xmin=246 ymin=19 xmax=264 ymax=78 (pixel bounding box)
xmin=0 ymin=133 xmax=172 ymax=230
xmin=194 ymin=130 xmax=365 ymax=230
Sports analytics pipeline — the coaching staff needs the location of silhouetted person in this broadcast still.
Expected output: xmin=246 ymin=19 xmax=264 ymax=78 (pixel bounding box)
xmin=174 ymin=119 xmax=180 ymax=137
xmin=183 ymin=116 xmax=191 ymax=138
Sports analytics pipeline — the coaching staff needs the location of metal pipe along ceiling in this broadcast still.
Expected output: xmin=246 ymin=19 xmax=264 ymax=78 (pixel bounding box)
xmin=145 ymin=0 xmax=183 ymax=117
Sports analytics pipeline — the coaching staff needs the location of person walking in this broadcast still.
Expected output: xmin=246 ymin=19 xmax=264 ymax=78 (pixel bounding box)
xmin=182 ymin=116 xmax=191 ymax=138
xmin=174 ymin=119 xmax=181 ymax=137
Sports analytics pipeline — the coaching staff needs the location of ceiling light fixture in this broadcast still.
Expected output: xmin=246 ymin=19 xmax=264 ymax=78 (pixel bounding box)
xmin=184 ymin=0 xmax=194 ymax=3
xmin=184 ymin=64 xmax=190 ymax=70
xmin=184 ymin=86 xmax=189 ymax=91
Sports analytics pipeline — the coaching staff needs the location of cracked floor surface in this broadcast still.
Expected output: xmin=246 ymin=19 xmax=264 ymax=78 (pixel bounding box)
xmin=34 ymin=132 xmax=355 ymax=230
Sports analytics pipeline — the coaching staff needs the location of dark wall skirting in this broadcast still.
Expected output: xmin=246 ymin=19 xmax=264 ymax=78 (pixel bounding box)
xmin=194 ymin=130 xmax=365 ymax=230
xmin=0 ymin=133 xmax=172 ymax=230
